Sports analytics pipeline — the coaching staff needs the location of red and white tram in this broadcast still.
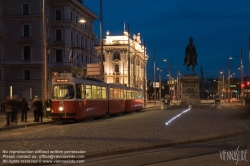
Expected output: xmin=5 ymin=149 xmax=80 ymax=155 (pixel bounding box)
xmin=51 ymin=72 xmax=143 ymax=122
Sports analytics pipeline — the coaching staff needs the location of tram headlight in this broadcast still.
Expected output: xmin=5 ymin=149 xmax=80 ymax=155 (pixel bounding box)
xmin=59 ymin=106 xmax=64 ymax=111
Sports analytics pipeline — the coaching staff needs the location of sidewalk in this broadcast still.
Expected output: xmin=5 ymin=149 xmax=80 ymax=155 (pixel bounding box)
xmin=0 ymin=111 xmax=52 ymax=131
xmin=0 ymin=104 xmax=159 ymax=131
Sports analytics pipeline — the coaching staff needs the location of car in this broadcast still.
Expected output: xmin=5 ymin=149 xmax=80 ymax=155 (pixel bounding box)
xmin=230 ymin=98 xmax=241 ymax=102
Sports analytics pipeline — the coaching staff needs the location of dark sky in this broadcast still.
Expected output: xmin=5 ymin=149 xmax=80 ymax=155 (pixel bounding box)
xmin=84 ymin=0 xmax=250 ymax=81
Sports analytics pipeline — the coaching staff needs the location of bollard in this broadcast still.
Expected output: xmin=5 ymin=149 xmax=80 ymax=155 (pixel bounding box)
xmin=161 ymin=99 xmax=165 ymax=109
xmin=215 ymin=100 xmax=221 ymax=109
xmin=188 ymin=101 xmax=192 ymax=109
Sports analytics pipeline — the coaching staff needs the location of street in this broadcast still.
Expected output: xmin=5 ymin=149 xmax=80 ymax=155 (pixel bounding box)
xmin=0 ymin=102 xmax=250 ymax=165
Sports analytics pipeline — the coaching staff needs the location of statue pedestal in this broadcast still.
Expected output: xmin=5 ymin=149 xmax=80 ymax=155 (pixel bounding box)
xmin=180 ymin=75 xmax=201 ymax=106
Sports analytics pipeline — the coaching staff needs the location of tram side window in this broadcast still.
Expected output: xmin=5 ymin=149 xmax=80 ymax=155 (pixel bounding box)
xmin=76 ymin=84 xmax=84 ymax=99
xmin=97 ymin=86 xmax=102 ymax=99
xmin=127 ymin=91 xmax=131 ymax=99
xmin=114 ymin=88 xmax=119 ymax=99
xmin=86 ymin=85 xmax=92 ymax=99
xmin=110 ymin=88 xmax=114 ymax=99
xmin=92 ymin=85 xmax=97 ymax=99
xmin=120 ymin=89 xmax=124 ymax=99
xmin=102 ymin=87 xmax=107 ymax=99
xmin=124 ymin=90 xmax=127 ymax=99
xmin=138 ymin=91 xmax=142 ymax=99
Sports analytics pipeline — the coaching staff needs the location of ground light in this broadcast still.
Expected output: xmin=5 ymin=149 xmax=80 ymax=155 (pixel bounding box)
xmin=165 ymin=108 xmax=190 ymax=126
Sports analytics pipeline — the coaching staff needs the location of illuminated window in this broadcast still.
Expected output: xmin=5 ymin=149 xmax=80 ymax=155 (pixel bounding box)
xmin=115 ymin=64 xmax=119 ymax=72
xmin=127 ymin=91 xmax=131 ymax=99
xmin=102 ymin=87 xmax=107 ymax=99
xmin=115 ymin=78 xmax=119 ymax=83
xmin=92 ymin=85 xmax=97 ymax=99
xmin=113 ymin=53 xmax=120 ymax=60
xmin=86 ymin=85 xmax=92 ymax=99
xmin=110 ymin=88 xmax=114 ymax=99
xmin=97 ymin=86 xmax=102 ymax=99
xmin=76 ymin=84 xmax=84 ymax=99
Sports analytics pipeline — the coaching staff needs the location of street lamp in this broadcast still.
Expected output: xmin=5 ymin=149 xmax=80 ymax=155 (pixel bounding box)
xmin=43 ymin=0 xmax=48 ymax=101
xmin=153 ymin=52 xmax=167 ymax=105
xmin=228 ymin=57 xmax=232 ymax=102
xmin=220 ymin=71 xmax=224 ymax=99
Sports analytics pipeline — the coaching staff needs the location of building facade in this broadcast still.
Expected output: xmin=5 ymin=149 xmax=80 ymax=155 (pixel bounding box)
xmin=0 ymin=0 xmax=98 ymax=101
xmin=95 ymin=30 xmax=148 ymax=89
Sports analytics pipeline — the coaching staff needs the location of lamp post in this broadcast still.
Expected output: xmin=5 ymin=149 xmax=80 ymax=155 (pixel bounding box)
xmin=100 ymin=0 xmax=104 ymax=81
xmin=154 ymin=50 xmax=156 ymax=105
xmin=220 ymin=71 xmax=224 ymax=99
xmin=43 ymin=0 xmax=48 ymax=101
xmin=143 ymin=40 xmax=146 ymax=107
xmin=228 ymin=57 xmax=232 ymax=102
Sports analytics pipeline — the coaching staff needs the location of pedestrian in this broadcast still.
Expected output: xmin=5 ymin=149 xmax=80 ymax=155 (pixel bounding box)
xmin=44 ymin=99 xmax=51 ymax=118
xmin=36 ymin=98 xmax=43 ymax=122
xmin=21 ymin=98 xmax=29 ymax=122
xmin=4 ymin=96 xmax=12 ymax=126
xmin=11 ymin=95 xmax=20 ymax=125
xmin=0 ymin=100 xmax=5 ymax=112
xmin=31 ymin=96 xmax=39 ymax=122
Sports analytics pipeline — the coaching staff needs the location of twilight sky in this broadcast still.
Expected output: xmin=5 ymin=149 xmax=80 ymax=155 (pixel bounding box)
xmin=84 ymin=0 xmax=250 ymax=81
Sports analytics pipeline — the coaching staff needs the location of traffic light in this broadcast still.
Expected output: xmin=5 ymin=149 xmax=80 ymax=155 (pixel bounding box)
xmin=235 ymin=90 xmax=237 ymax=93
xmin=247 ymin=82 xmax=250 ymax=85
xmin=241 ymin=84 xmax=244 ymax=87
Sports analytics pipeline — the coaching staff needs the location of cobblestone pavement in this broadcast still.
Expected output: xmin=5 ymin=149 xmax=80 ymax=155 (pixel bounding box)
xmin=0 ymin=101 xmax=249 ymax=165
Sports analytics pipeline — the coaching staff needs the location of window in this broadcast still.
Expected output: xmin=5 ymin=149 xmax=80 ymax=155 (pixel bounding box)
xmin=76 ymin=34 xmax=78 ymax=44
xmin=52 ymin=84 xmax=74 ymax=99
xmin=110 ymin=88 xmax=114 ymax=99
xmin=55 ymin=10 xmax=61 ymax=20
xmin=113 ymin=53 xmax=120 ymax=60
xmin=24 ymin=70 xmax=30 ymax=80
xmin=23 ymin=25 xmax=30 ymax=37
xmin=115 ymin=78 xmax=119 ymax=83
xmin=86 ymin=85 xmax=92 ymax=99
xmin=81 ymin=54 xmax=83 ymax=63
xmin=0 ymin=70 xmax=1 ymax=80
xmin=101 ymin=87 xmax=107 ymax=99
xmin=76 ymin=16 xmax=78 ymax=23
xmin=23 ymin=46 xmax=31 ymax=60
xmin=23 ymin=4 xmax=29 ymax=15
xmin=71 ymin=31 xmax=73 ymax=41
xmin=80 ymin=36 xmax=83 ymax=46
xmin=56 ymin=30 xmax=62 ymax=40
xmin=56 ymin=50 xmax=63 ymax=62
xmin=115 ymin=64 xmax=119 ymax=72
xmin=92 ymin=85 xmax=97 ymax=99
xmin=71 ymin=12 xmax=73 ymax=21
xmin=76 ymin=84 xmax=84 ymax=99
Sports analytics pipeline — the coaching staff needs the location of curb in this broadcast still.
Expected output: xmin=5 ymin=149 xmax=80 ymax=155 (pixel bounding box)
xmin=0 ymin=121 xmax=54 ymax=132
xmin=85 ymin=128 xmax=250 ymax=158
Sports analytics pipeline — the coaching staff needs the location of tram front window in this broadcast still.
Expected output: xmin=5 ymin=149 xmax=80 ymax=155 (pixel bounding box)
xmin=52 ymin=84 xmax=75 ymax=99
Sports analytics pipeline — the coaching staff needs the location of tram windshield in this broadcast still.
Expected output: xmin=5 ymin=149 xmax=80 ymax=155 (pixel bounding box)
xmin=52 ymin=84 xmax=75 ymax=99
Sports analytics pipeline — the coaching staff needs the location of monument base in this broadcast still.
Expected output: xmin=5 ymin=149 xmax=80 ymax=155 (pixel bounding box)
xmin=180 ymin=74 xmax=201 ymax=106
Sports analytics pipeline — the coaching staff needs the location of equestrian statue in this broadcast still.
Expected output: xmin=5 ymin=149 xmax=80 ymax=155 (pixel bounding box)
xmin=183 ymin=37 xmax=198 ymax=75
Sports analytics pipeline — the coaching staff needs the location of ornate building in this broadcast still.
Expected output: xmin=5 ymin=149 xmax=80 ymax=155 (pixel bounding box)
xmin=0 ymin=0 xmax=98 ymax=101
xmin=95 ymin=30 xmax=148 ymax=89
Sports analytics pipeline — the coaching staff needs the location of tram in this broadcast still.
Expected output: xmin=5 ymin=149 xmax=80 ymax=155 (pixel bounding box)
xmin=51 ymin=72 xmax=143 ymax=122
